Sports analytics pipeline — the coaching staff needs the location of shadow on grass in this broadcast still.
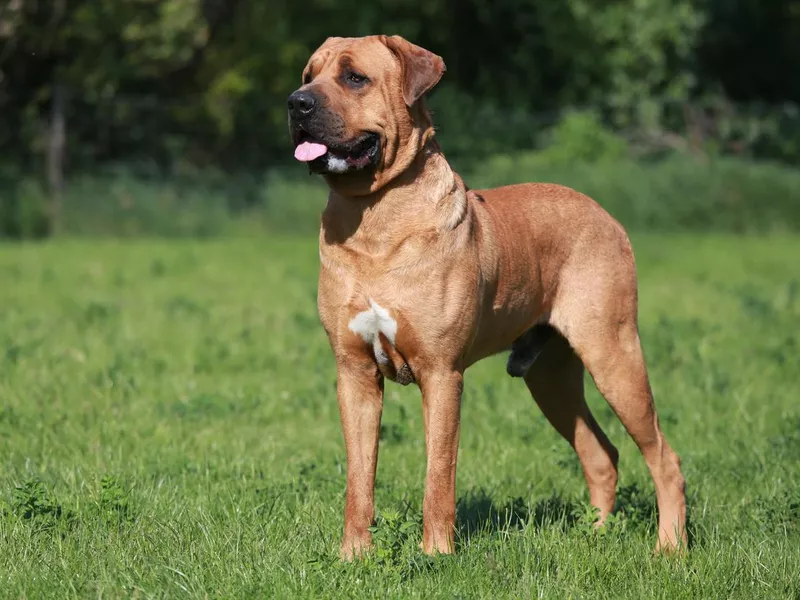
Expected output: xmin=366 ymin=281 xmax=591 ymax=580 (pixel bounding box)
xmin=456 ymin=489 xmax=579 ymax=543
xmin=456 ymin=483 xmax=697 ymax=549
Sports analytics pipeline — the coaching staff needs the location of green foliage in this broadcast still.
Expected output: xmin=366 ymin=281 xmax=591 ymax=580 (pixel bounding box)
xmin=59 ymin=169 xmax=234 ymax=238
xmin=2 ymin=1 xmax=800 ymax=243
xmin=535 ymin=111 xmax=629 ymax=165
xmin=2 ymin=0 xmax=800 ymax=172
xmin=428 ymin=86 xmax=540 ymax=161
xmin=368 ymin=509 xmax=422 ymax=568
xmin=473 ymin=153 xmax=800 ymax=233
xmin=4 ymin=152 xmax=799 ymax=239
xmin=11 ymin=479 xmax=63 ymax=522
xmin=0 ymin=178 xmax=51 ymax=239
xmin=96 ymin=476 xmax=134 ymax=524
xmin=568 ymin=0 xmax=704 ymax=129
xmin=256 ymin=172 xmax=328 ymax=236
xmin=0 ymin=235 xmax=798 ymax=596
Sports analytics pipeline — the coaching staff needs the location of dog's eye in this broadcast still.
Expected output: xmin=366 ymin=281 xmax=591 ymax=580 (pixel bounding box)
xmin=345 ymin=71 xmax=369 ymax=87
xmin=303 ymin=72 xmax=312 ymax=85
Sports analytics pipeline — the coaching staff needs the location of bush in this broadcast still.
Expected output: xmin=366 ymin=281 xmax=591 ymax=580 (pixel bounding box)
xmin=60 ymin=170 xmax=231 ymax=238
xmin=430 ymin=86 xmax=541 ymax=162
xmin=2 ymin=148 xmax=799 ymax=239
xmin=468 ymin=153 xmax=800 ymax=233
xmin=0 ymin=176 xmax=51 ymax=239
xmin=537 ymin=111 xmax=629 ymax=166
xmin=254 ymin=171 xmax=327 ymax=236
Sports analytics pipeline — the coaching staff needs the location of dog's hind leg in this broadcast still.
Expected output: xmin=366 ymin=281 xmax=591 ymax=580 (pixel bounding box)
xmin=523 ymin=330 xmax=619 ymax=523
xmin=556 ymin=308 xmax=687 ymax=552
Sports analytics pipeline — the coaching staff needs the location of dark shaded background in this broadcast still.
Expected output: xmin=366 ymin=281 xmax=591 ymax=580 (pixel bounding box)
xmin=1 ymin=0 xmax=799 ymax=237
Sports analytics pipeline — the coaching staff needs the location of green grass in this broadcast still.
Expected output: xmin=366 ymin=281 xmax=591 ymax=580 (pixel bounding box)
xmin=0 ymin=234 xmax=798 ymax=598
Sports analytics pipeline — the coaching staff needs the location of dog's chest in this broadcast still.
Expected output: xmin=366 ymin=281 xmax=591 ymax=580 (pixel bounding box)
xmin=348 ymin=300 xmax=397 ymax=357
xmin=346 ymin=299 xmax=415 ymax=385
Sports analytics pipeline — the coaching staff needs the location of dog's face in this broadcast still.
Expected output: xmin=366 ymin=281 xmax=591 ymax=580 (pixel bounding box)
xmin=288 ymin=36 xmax=445 ymax=193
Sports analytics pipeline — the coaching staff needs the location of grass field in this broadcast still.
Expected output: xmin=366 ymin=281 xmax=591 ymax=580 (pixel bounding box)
xmin=0 ymin=234 xmax=798 ymax=598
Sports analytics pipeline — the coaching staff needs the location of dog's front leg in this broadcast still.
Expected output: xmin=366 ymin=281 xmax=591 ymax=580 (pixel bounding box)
xmin=420 ymin=370 xmax=463 ymax=554
xmin=337 ymin=363 xmax=384 ymax=560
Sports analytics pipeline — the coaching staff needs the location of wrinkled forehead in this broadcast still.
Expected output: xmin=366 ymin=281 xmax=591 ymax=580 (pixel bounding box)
xmin=303 ymin=36 xmax=399 ymax=80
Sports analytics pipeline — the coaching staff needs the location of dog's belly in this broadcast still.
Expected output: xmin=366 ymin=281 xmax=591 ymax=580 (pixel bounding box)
xmin=465 ymin=307 xmax=546 ymax=367
xmin=461 ymin=273 xmax=550 ymax=367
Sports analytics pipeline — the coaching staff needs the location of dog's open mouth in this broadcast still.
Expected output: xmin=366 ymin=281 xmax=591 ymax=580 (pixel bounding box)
xmin=293 ymin=130 xmax=380 ymax=171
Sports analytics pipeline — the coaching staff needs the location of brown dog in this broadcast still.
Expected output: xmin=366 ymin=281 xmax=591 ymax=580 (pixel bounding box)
xmin=287 ymin=35 xmax=687 ymax=558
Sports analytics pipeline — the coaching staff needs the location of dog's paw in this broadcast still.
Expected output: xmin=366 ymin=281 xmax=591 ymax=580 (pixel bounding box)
xmin=340 ymin=535 xmax=373 ymax=561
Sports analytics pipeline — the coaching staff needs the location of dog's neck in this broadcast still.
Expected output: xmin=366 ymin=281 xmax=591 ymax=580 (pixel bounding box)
xmin=321 ymin=138 xmax=468 ymax=253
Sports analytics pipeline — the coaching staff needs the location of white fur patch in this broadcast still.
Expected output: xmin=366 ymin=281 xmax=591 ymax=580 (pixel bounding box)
xmin=348 ymin=300 xmax=398 ymax=364
xmin=325 ymin=155 xmax=349 ymax=173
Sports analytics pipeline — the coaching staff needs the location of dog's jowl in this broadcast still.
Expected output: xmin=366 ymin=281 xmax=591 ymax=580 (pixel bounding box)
xmin=288 ymin=35 xmax=687 ymax=559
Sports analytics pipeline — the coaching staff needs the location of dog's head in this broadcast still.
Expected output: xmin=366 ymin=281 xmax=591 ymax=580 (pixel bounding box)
xmin=288 ymin=35 xmax=445 ymax=195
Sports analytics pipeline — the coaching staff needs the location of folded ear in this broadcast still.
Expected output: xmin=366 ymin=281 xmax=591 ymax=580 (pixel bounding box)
xmin=382 ymin=35 xmax=446 ymax=106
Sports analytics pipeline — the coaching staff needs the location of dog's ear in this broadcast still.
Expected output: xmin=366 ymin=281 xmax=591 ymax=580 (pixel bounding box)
xmin=382 ymin=35 xmax=446 ymax=106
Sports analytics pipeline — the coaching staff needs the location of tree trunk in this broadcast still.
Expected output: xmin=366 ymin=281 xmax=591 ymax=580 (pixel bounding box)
xmin=47 ymin=79 xmax=66 ymax=235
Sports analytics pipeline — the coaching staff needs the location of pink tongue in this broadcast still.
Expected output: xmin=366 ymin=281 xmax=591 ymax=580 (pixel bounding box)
xmin=294 ymin=141 xmax=328 ymax=162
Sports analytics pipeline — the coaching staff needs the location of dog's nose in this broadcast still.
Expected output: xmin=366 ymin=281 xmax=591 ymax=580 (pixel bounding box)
xmin=287 ymin=90 xmax=317 ymax=119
